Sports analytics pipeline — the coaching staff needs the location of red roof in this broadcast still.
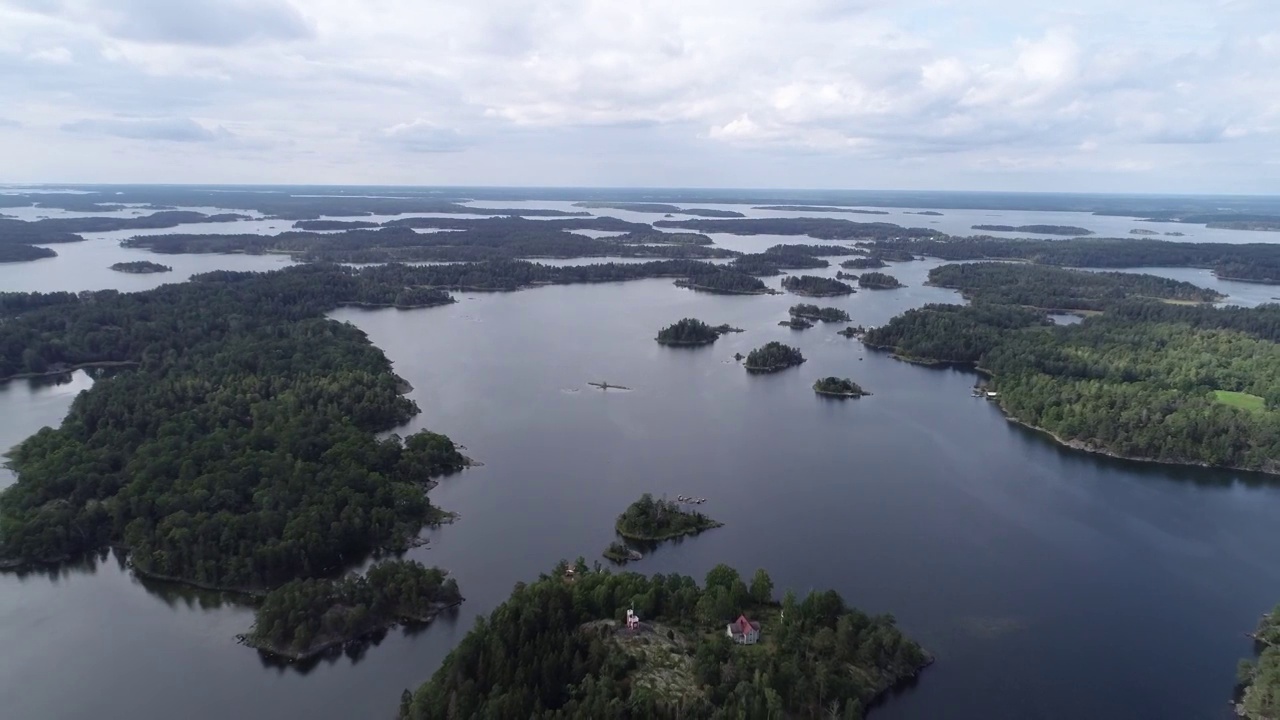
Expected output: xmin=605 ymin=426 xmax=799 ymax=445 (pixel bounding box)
xmin=734 ymin=614 xmax=758 ymax=633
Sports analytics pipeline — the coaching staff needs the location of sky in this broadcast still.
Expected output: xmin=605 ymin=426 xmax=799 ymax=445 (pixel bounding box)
xmin=0 ymin=0 xmax=1278 ymax=193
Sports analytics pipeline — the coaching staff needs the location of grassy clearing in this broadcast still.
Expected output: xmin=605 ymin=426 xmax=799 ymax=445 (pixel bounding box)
xmin=1214 ymin=390 xmax=1266 ymax=412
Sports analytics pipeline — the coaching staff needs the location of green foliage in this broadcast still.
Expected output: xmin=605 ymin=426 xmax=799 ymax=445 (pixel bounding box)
xmin=1239 ymin=609 xmax=1280 ymax=719
xmin=655 ymin=319 xmax=723 ymax=345
xmin=1214 ymin=390 xmax=1267 ymax=412
xmin=399 ymin=565 xmax=930 ymax=720
xmin=862 ymin=303 xmax=1051 ymax=364
xmin=856 ymin=271 xmax=903 ymax=289
xmin=928 ymin=262 xmax=1221 ymax=310
xmin=247 ymin=560 xmax=461 ymax=658
xmin=676 ymin=268 xmax=769 ymax=294
xmin=616 ymin=494 xmax=721 ymax=541
xmin=109 ymin=261 xmax=172 ymax=274
xmin=840 ymin=257 xmax=887 ymax=269
xmin=813 ymin=377 xmax=867 ymax=396
xmin=765 ymin=244 xmax=864 ymax=256
xmin=0 ymin=265 xmax=470 ymax=587
xmin=971 ymin=224 xmax=1093 ymax=235
xmin=781 ymin=275 xmax=854 ymax=297
xmin=744 ymin=342 xmax=806 ymax=372
xmin=654 ymin=217 xmax=943 ymax=241
xmin=749 ymin=568 xmax=774 ymax=604
xmin=790 ymin=304 xmax=851 ymax=322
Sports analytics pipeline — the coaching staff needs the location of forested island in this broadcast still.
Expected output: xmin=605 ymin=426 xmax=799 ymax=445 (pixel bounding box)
xmin=927 ymin=262 xmax=1223 ymax=311
xmin=864 ymin=298 xmax=1280 ymax=473
xmin=674 ymin=268 xmax=772 ymax=295
xmin=244 ymin=560 xmax=462 ymax=661
xmin=293 ymin=219 xmax=381 ymax=230
xmin=790 ymin=304 xmax=850 ymax=322
xmin=655 ymin=318 xmax=740 ymax=346
xmin=571 ymin=202 xmax=745 ymax=218
xmin=863 ymin=236 xmax=1280 ymax=284
xmin=857 ymin=271 xmax=904 ymax=289
xmin=732 ymin=251 xmax=828 ymax=274
xmin=753 ymin=205 xmax=890 ymax=215
xmin=814 ymin=377 xmax=869 ymax=397
xmin=398 ymin=563 xmax=930 ymax=719
xmin=1237 ymin=607 xmax=1280 ymax=718
xmin=841 ymin=256 xmax=888 ymax=269
xmin=970 ymin=224 xmax=1093 ymax=235
xmin=744 ymin=342 xmax=806 ymax=372
xmin=109 ymin=260 xmax=172 ymax=274
xmin=602 ymin=540 xmax=642 ymax=564
xmin=765 ymin=243 xmax=863 ymax=256
xmin=0 ymin=244 xmax=57 ymax=262
xmin=778 ymin=318 xmax=814 ymax=330
xmin=781 ymin=275 xmax=855 ymax=297
xmin=615 ymin=493 xmax=723 ymax=541
xmin=655 ymin=217 xmax=944 ymax=241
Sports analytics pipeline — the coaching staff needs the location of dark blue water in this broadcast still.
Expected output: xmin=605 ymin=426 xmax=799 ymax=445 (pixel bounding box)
xmin=1 ymin=199 xmax=1278 ymax=719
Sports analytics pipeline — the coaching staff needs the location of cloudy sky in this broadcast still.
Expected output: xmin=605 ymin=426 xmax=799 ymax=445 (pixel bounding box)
xmin=1 ymin=0 xmax=1277 ymax=192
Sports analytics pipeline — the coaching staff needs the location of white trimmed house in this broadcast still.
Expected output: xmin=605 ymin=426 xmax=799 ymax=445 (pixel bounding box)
xmin=726 ymin=614 xmax=761 ymax=644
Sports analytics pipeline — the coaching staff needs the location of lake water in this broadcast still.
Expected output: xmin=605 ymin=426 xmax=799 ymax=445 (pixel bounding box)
xmin=2 ymin=198 xmax=1279 ymax=719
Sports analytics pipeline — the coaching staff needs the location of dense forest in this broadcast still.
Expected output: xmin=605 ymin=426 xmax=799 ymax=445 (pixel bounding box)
xmin=970 ymin=224 xmax=1093 ymax=235
xmin=732 ymin=251 xmax=828 ymax=274
xmin=0 ymin=243 xmax=57 ymax=262
xmin=926 ymin=263 xmax=1221 ymax=311
xmin=399 ymin=563 xmax=930 ymax=719
xmin=765 ymin=244 xmax=863 ymax=256
xmin=612 ymin=231 xmax=715 ymax=245
xmin=781 ymin=275 xmax=854 ymax=297
xmin=1238 ymin=607 xmax=1280 ymax=718
xmin=615 ymin=493 xmax=723 ymax=541
xmin=122 ymin=220 xmax=738 ymax=263
xmin=655 ymin=319 xmax=732 ymax=346
xmin=654 ymin=218 xmax=944 ymax=241
xmin=109 ymin=260 xmax=172 ymax=274
xmin=744 ymin=342 xmax=806 ymax=372
xmin=790 ymin=304 xmax=851 ymax=322
xmin=245 ymin=560 xmax=462 ymax=660
xmin=840 ymin=257 xmax=887 ymax=269
xmin=571 ymin=202 xmax=744 ymax=218
xmin=674 ymin=268 xmax=771 ymax=294
xmin=813 ymin=377 xmax=868 ymax=397
xmin=857 ymin=272 xmax=904 ymax=289
xmin=864 ymin=236 xmax=1280 ymax=284
xmin=865 ymin=299 xmax=1280 ymax=473
xmin=779 ymin=317 xmax=814 ymax=330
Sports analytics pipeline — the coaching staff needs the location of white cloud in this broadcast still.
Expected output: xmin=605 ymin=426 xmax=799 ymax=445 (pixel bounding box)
xmin=0 ymin=0 xmax=1276 ymax=191
xmin=62 ymin=116 xmax=230 ymax=142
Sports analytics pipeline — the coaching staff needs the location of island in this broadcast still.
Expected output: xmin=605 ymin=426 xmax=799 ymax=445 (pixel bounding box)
xmin=398 ymin=563 xmax=931 ymax=719
xmin=602 ymin=541 xmax=643 ymax=564
xmin=1237 ymin=606 xmax=1280 ymax=718
xmin=571 ymin=201 xmax=745 ymax=218
xmin=971 ymin=224 xmax=1094 ymax=235
xmin=752 ymin=205 xmax=890 ymax=215
xmin=654 ymin=217 xmax=944 ymax=241
xmin=1129 ymin=228 xmax=1160 ymax=236
xmin=615 ymin=493 xmax=723 ymax=541
xmin=907 ymin=210 xmax=944 ymax=216
xmin=744 ymin=341 xmax=806 ymax=372
xmin=813 ymin=377 xmax=869 ymax=398
xmin=674 ymin=269 xmax=773 ymax=295
xmin=841 ymin=257 xmax=888 ymax=269
xmin=778 ymin=318 xmax=814 ymax=330
xmin=861 ymin=265 xmax=1280 ymax=474
xmin=655 ymin=318 xmax=741 ymax=346
xmin=790 ymin=303 xmax=851 ymax=322
xmin=781 ymin=275 xmax=855 ymax=297
xmin=837 ymin=325 xmax=867 ymax=338
xmin=857 ymin=271 xmax=904 ymax=289
xmin=732 ymin=250 xmax=828 ymax=274
xmin=242 ymin=560 xmax=462 ymax=661
xmin=109 ymin=260 xmax=173 ymax=274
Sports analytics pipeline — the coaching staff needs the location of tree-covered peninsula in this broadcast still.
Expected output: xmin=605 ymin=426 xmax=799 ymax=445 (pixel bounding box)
xmin=655 ymin=318 xmax=740 ymax=346
xmin=1238 ymin=607 xmax=1280 ymax=718
xmin=970 ymin=224 xmax=1093 ymax=235
xmin=244 ymin=560 xmax=462 ymax=661
xmin=744 ymin=342 xmax=806 ymax=372
xmin=814 ymin=377 xmax=869 ymax=397
xmin=654 ymin=217 xmax=943 ymax=241
xmin=781 ymin=275 xmax=855 ymax=297
xmin=674 ymin=268 xmax=772 ymax=294
xmin=864 ymin=299 xmax=1280 ymax=473
xmin=615 ymin=493 xmax=723 ymax=541
xmin=398 ymin=563 xmax=931 ymax=719
xmin=840 ymin=256 xmax=888 ymax=269
xmin=109 ymin=260 xmax=172 ymax=274
xmin=857 ymin=271 xmax=904 ymax=289
xmin=927 ymin=262 xmax=1223 ymax=312
xmin=790 ymin=304 xmax=851 ymax=322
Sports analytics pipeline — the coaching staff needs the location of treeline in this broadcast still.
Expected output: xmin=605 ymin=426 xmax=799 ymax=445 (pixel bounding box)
xmin=841 ymin=257 xmax=887 ymax=269
xmin=970 ymin=224 xmax=1092 ymax=235
xmin=754 ymin=206 xmax=890 ymax=215
xmin=110 ymin=260 xmax=172 ymax=274
xmin=927 ymin=263 xmax=1222 ymax=311
xmin=858 ymin=272 xmax=904 ymax=289
xmin=571 ymin=202 xmax=745 ymax=218
xmin=655 ymin=218 xmax=943 ymax=240
xmin=782 ymin=275 xmax=854 ymax=296
xmin=862 ymin=304 xmax=1051 ymax=364
xmin=745 ymin=342 xmax=806 ymax=372
xmin=400 ymin=564 xmax=929 ymax=719
xmin=0 ymin=217 xmax=88 ymax=263
xmin=791 ymin=304 xmax=850 ymax=322
xmin=676 ymin=268 xmax=770 ymax=294
xmin=246 ymin=560 xmax=461 ymax=659
xmin=765 ymin=243 xmax=863 ymax=256
xmin=656 ymin=319 xmax=724 ymax=345
xmin=1238 ymin=607 xmax=1280 ymax=718
xmin=0 ymin=264 xmax=475 ymax=589
xmin=865 ymin=236 xmax=1280 ymax=284
xmin=615 ymin=493 xmax=721 ymax=540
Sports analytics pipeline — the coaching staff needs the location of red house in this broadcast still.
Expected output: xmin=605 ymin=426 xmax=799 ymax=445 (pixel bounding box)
xmin=726 ymin=614 xmax=761 ymax=644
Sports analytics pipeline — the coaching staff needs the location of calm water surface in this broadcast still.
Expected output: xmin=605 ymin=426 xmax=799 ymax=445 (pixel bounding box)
xmin=1 ymin=205 xmax=1278 ymax=719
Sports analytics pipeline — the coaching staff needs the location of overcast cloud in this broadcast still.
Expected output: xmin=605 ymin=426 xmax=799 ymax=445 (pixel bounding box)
xmin=0 ymin=0 xmax=1277 ymax=192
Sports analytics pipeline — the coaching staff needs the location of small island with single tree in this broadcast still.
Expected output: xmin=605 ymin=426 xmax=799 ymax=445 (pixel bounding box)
xmin=615 ymin=493 xmax=723 ymax=542
xmin=857 ymin=271 xmax=904 ymax=289
xmin=602 ymin=540 xmax=643 ymax=564
xmin=790 ymin=303 xmax=851 ymax=322
xmin=744 ymin=342 xmax=806 ymax=372
xmin=781 ymin=275 xmax=855 ymax=297
xmin=241 ymin=559 xmax=462 ymax=661
xmin=655 ymin=318 xmax=743 ymax=346
xmin=813 ymin=377 xmax=869 ymax=398
xmin=110 ymin=260 xmax=172 ymax=274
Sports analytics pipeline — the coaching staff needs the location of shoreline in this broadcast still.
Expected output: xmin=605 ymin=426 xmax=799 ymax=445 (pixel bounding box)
xmin=615 ymin=520 xmax=725 ymax=542
xmin=0 ymin=360 xmax=140 ymax=384
xmin=239 ymin=599 xmax=463 ymax=662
